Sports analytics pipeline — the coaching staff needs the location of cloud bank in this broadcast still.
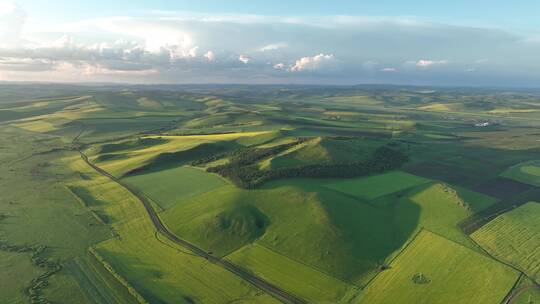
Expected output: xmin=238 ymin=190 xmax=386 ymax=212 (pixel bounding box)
xmin=1 ymin=4 xmax=539 ymax=86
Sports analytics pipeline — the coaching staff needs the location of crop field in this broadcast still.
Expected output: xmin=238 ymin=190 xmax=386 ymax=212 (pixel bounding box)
xmin=502 ymin=161 xmax=540 ymax=187
xmin=359 ymin=230 xmax=519 ymax=304
xmin=2 ymin=85 xmax=540 ymax=303
xmin=472 ymin=202 xmax=540 ymax=282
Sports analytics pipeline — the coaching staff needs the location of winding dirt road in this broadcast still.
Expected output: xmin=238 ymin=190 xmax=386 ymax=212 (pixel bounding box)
xmin=79 ymin=151 xmax=307 ymax=304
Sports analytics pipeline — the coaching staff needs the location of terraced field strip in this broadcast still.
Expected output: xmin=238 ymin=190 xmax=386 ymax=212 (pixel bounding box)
xmin=78 ymin=150 xmax=306 ymax=304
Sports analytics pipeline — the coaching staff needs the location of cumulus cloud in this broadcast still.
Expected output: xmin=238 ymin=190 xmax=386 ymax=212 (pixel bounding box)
xmin=289 ymin=53 xmax=336 ymax=72
xmin=204 ymin=51 xmax=215 ymax=61
xmin=238 ymin=54 xmax=251 ymax=64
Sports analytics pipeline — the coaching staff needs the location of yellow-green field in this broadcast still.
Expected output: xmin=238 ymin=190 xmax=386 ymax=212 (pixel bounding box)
xmin=359 ymin=230 xmax=519 ymax=304
xmin=472 ymin=202 xmax=540 ymax=282
xmin=226 ymin=243 xmax=357 ymax=303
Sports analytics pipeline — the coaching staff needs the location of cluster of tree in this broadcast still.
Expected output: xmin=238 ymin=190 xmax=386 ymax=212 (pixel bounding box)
xmin=208 ymin=145 xmax=409 ymax=188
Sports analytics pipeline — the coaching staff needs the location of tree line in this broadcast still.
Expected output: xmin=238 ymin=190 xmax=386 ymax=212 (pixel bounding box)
xmin=206 ymin=144 xmax=409 ymax=188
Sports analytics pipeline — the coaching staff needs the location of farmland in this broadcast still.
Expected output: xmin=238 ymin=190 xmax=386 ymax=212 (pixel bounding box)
xmin=1 ymin=84 xmax=540 ymax=303
xmin=359 ymin=230 xmax=519 ymax=304
xmin=502 ymin=161 xmax=540 ymax=187
xmin=472 ymin=202 xmax=540 ymax=281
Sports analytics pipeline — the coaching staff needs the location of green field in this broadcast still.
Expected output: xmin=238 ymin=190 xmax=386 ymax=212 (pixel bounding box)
xmin=123 ymin=166 xmax=227 ymax=210
xmin=472 ymin=202 xmax=540 ymax=282
xmin=68 ymin=155 xmax=278 ymax=303
xmin=324 ymin=171 xmax=430 ymax=201
xmin=226 ymin=244 xmax=357 ymax=303
xmin=360 ymin=230 xmax=519 ymax=304
xmin=502 ymin=161 xmax=540 ymax=187
xmin=161 ymin=181 xmax=403 ymax=284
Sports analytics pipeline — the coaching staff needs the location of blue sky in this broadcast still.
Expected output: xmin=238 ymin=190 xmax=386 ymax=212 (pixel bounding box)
xmin=1 ymin=1 xmax=540 ymax=86
xmin=14 ymin=0 xmax=540 ymax=27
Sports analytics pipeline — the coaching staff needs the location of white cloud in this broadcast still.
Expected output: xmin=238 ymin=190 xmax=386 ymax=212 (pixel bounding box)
xmin=204 ymin=50 xmax=215 ymax=61
xmin=381 ymin=67 xmax=397 ymax=72
xmin=289 ymin=53 xmax=335 ymax=72
xmin=0 ymin=1 xmax=26 ymax=46
xmin=273 ymin=63 xmax=287 ymax=70
xmin=258 ymin=43 xmax=287 ymax=52
xmin=238 ymin=54 xmax=251 ymax=64
xmin=415 ymin=59 xmax=447 ymax=67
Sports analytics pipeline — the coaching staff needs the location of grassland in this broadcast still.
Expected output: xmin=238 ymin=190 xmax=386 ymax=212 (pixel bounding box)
xmin=0 ymin=127 xmax=117 ymax=303
xmin=359 ymin=230 xmax=519 ymax=304
xmin=472 ymin=202 xmax=540 ymax=282
xmin=65 ymin=154 xmax=279 ymax=303
xmin=160 ymin=181 xmax=402 ymax=285
xmin=159 ymin=175 xmax=492 ymax=287
xmin=123 ymin=166 xmax=227 ymax=210
xmin=90 ymin=132 xmax=269 ymax=177
xmin=2 ymin=84 xmax=540 ymax=303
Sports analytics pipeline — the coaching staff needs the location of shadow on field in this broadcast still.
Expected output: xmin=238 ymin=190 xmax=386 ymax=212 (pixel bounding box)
xmin=260 ymin=179 xmax=422 ymax=285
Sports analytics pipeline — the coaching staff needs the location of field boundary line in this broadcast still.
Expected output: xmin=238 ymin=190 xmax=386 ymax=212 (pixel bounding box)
xmin=464 ymin=228 xmax=540 ymax=287
xmin=500 ymin=273 xmax=523 ymax=304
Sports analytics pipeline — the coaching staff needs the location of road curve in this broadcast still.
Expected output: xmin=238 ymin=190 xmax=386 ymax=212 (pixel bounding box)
xmin=79 ymin=151 xmax=307 ymax=304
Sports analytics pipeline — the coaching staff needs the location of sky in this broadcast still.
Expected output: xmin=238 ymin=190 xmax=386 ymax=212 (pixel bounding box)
xmin=1 ymin=1 xmax=540 ymax=86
